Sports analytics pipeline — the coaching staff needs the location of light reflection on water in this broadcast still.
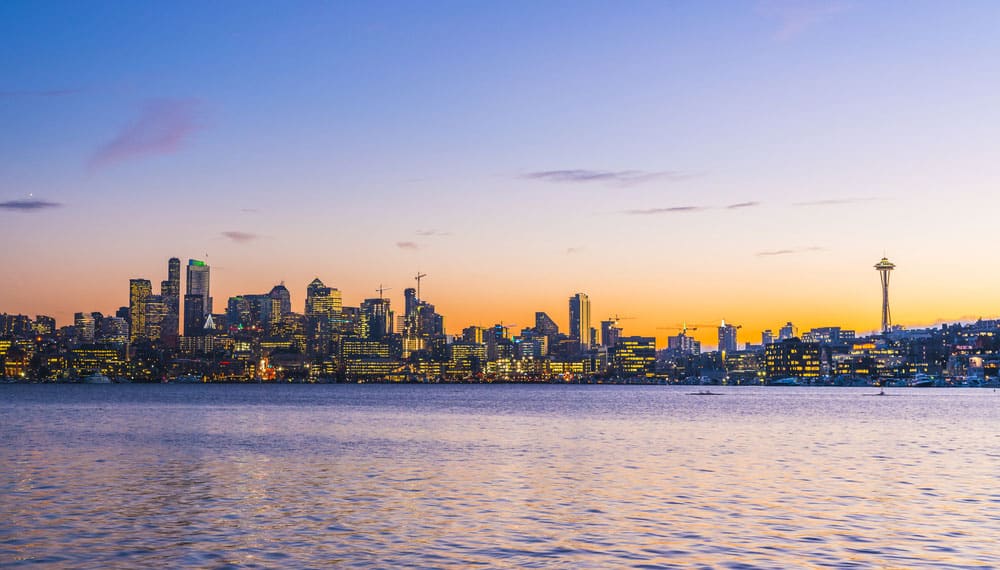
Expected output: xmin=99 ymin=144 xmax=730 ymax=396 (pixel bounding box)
xmin=2 ymin=385 xmax=999 ymax=568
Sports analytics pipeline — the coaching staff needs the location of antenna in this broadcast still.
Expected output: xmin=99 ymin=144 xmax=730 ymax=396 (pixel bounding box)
xmin=414 ymin=272 xmax=427 ymax=301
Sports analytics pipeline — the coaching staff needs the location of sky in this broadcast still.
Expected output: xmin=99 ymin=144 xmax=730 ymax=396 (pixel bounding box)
xmin=2 ymin=0 xmax=1000 ymax=348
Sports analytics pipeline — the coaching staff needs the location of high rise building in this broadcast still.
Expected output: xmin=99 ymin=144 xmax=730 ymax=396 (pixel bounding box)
xmin=144 ymin=295 xmax=169 ymax=341
xmin=269 ymin=284 xmax=292 ymax=317
xmin=160 ymin=257 xmax=181 ymax=344
xmin=74 ymin=312 xmax=95 ymax=343
xmin=568 ymin=293 xmax=591 ymax=350
xmin=761 ymin=329 xmax=775 ymax=346
xmin=305 ymin=278 xmax=341 ymax=354
xmin=718 ymin=321 xmax=739 ymax=354
xmin=601 ymin=320 xmax=622 ymax=348
xmin=667 ymin=332 xmax=701 ymax=355
xmin=129 ymin=279 xmax=152 ymax=342
xmin=185 ymin=259 xmax=211 ymax=333
xmin=183 ymin=294 xmax=205 ymax=337
xmin=360 ymin=298 xmax=392 ymax=341
xmin=534 ymin=312 xmax=559 ymax=340
xmin=778 ymin=322 xmax=796 ymax=341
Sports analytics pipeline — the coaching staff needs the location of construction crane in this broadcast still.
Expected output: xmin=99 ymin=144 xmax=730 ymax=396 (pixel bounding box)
xmin=376 ymin=284 xmax=392 ymax=300
xmin=414 ymin=272 xmax=427 ymax=300
xmin=606 ymin=314 xmax=635 ymax=325
xmin=656 ymin=323 xmax=708 ymax=334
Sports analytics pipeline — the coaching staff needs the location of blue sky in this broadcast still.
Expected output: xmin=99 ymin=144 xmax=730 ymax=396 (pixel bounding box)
xmin=2 ymin=0 xmax=1000 ymax=343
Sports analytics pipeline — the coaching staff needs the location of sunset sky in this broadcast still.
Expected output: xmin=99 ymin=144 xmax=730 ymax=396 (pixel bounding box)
xmin=2 ymin=1 xmax=1000 ymax=348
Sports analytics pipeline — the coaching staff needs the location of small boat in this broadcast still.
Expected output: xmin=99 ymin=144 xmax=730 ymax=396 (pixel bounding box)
xmin=173 ymin=374 xmax=204 ymax=383
xmin=82 ymin=373 xmax=112 ymax=384
xmin=770 ymin=377 xmax=800 ymax=386
xmin=910 ymin=374 xmax=936 ymax=388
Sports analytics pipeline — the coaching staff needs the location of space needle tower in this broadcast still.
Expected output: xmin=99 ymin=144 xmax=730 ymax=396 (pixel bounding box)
xmin=874 ymin=257 xmax=896 ymax=334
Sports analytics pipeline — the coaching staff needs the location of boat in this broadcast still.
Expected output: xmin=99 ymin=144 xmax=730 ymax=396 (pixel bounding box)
xmin=82 ymin=373 xmax=112 ymax=384
xmin=173 ymin=374 xmax=204 ymax=383
xmin=909 ymin=373 xmax=936 ymax=388
xmin=769 ymin=377 xmax=800 ymax=386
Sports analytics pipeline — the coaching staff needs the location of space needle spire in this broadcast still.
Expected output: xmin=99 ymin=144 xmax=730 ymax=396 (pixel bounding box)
xmin=874 ymin=257 xmax=896 ymax=334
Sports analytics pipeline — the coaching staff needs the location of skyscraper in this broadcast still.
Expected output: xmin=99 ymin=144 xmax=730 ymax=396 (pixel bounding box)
xmin=568 ymin=293 xmax=591 ymax=350
xmin=129 ymin=279 xmax=152 ymax=342
xmin=185 ymin=259 xmax=211 ymax=334
xmin=269 ymin=284 xmax=292 ymax=317
xmin=601 ymin=319 xmax=621 ymax=348
xmin=718 ymin=321 xmax=739 ymax=354
xmin=160 ymin=257 xmax=181 ymax=345
xmin=183 ymin=294 xmax=205 ymax=336
xmin=360 ymin=298 xmax=392 ymax=341
xmin=305 ymin=278 xmax=341 ymax=354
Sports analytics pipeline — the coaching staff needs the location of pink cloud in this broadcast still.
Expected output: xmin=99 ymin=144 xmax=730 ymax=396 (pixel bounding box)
xmin=90 ymin=99 xmax=203 ymax=169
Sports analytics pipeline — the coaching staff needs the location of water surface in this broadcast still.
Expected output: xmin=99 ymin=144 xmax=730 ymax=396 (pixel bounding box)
xmin=2 ymin=385 xmax=998 ymax=568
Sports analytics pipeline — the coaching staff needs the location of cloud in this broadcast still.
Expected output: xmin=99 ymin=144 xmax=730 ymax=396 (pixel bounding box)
xmin=416 ymin=229 xmax=452 ymax=237
xmin=396 ymin=241 xmax=419 ymax=250
xmin=792 ymin=198 xmax=873 ymax=206
xmin=726 ymin=201 xmax=761 ymax=209
xmin=523 ymin=169 xmax=692 ymax=186
xmin=0 ymin=88 xmax=82 ymax=98
xmin=0 ymin=199 xmax=62 ymax=212
xmin=756 ymin=246 xmax=826 ymax=257
xmin=759 ymin=0 xmax=850 ymax=41
xmin=240 ymin=208 xmax=259 ymax=213
xmin=221 ymin=231 xmax=258 ymax=243
xmin=625 ymin=206 xmax=707 ymax=215
xmin=90 ymin=99 xmax=203 ymax=169
xmin=565 ymin=247 xmax=585 ymax=255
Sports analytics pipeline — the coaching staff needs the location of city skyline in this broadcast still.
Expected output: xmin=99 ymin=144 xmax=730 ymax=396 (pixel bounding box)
xmin=4 ymin=2 xmax=1000 ymax=347
xmin=0 ymin=251 xmax=987 ymax=351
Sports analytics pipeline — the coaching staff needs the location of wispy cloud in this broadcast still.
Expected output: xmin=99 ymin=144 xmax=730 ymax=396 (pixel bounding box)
xmin=221 ymin=231 xmax=258 ymax=243
xmin=0 ymin=199 xmax=62 ymax=212
xmin=759 ymin=0 xmax=850 ymax=41
xmin=90 ymin=99 xmax=203 ymax=169
xmin=626 ymin=206 xmax=707 ymax=215
xmin=726 ymin=201 xmax=761 ymax=209
xmin=0 ymin=88 xmax=82 ymax=98
xmin=756 ymin=246 xmax=826 ymax=257
xmin=240 ymin=208 xmax=259 ymax=213
xmin=566 ymin=247 xmax=585 ymax=255
xmin=416 ymin=229 xmax=452 ymax=237
xmin=396 ymin=241 xmax=419 ymax=251
xmin=524 ymin=169 xmax=692 ymax=186
xmin=793 ymin=198 xmax=873 ymax=207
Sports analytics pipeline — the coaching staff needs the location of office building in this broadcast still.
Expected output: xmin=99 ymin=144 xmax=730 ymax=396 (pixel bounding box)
xmin=129 ymin=279 xmax=152 ymax=342
xmin=568 ymin=293 xmax=591 ymax=350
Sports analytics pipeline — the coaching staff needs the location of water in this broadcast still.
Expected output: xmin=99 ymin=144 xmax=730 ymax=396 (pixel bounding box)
xmin=2 ymin=385 xmax=999 ymax=568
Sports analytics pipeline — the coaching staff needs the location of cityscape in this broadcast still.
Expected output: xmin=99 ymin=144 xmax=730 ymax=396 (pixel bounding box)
xmin=2 ymin=255 xmax=998 ymax=385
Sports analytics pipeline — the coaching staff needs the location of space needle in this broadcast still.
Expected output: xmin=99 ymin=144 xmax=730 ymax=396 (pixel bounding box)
xmin=874 ymin=257 xmax=896 ymax=334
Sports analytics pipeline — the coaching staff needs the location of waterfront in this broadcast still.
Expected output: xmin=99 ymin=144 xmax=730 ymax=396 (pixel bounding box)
xmin=2 ymin=385 xmax=999 ymax=568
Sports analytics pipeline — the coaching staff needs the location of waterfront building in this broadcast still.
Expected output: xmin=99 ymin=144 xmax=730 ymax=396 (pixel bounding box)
xmin=610 ymin=336 xmax=656 ymax=377
xmin=764 ymin=338 xmax=820 ymax=381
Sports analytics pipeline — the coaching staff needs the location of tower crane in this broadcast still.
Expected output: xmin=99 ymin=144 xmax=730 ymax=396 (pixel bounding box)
xmin=376 ymin=284 xmax=392 ymax=300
